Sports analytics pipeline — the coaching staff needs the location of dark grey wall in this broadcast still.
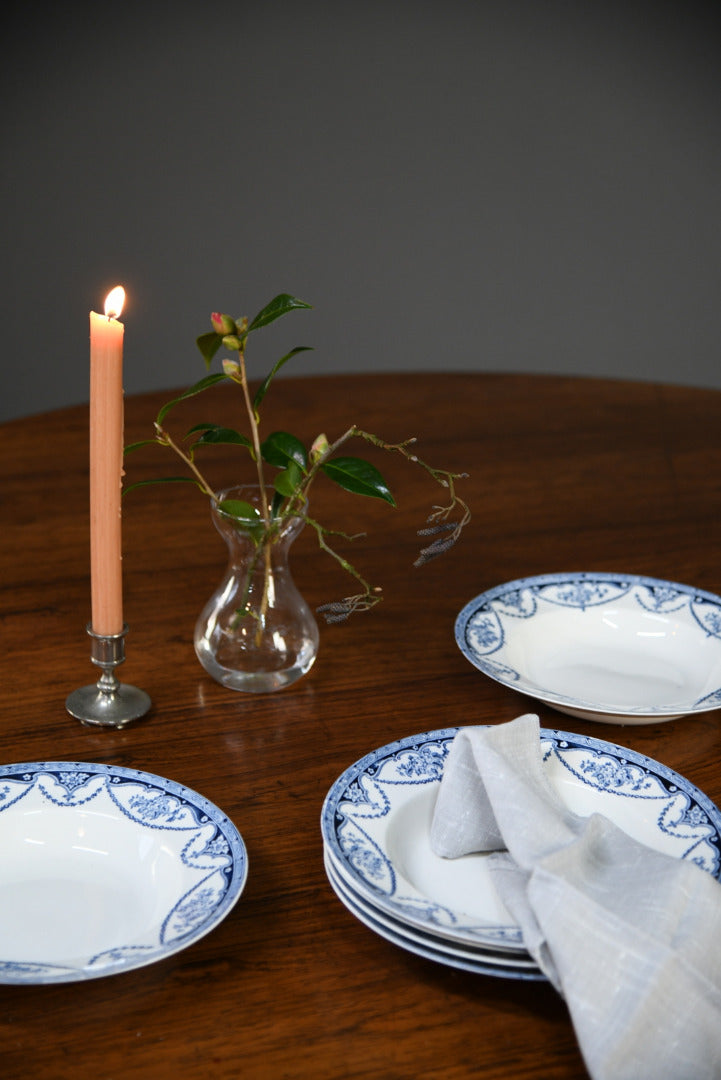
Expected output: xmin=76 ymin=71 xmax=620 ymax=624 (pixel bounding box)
xmin=3 ymin=0 xmax=720 ymax=421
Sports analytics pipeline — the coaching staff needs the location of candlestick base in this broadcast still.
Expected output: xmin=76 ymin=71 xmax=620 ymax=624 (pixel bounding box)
xmin=66 ymin=624 xmax=151 ymax=728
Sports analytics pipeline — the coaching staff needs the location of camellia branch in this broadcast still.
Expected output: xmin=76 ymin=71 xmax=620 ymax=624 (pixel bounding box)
xmin=152 ymin=423 xmax=219 ymax=501
xmin=221 ymin=345 xmax=274 ymax=635
xmin=125 ymin=293 xmax=471 ymax=624
xmin=302 ymin=515 xmax=384 ymax=621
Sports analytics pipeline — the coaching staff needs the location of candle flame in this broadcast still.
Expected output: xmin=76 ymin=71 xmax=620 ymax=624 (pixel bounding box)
xmin=104 ymin=286 xmax=126 ymax=320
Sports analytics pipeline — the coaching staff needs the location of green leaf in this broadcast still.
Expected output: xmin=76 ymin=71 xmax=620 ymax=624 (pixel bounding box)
xmin=217 ymin=498 xmax=262 ymax=522
xmin=320 ymin=457 xmax=396 ymax=505
xmin=185 ymin=422 xmax=222 ymax=435
xmin=252 ymin=346 xmax=313 ymax=415
xmin=185 ymin=423 xmax=252 ymax=449
xmin=273 ymin=460 xmax=304 ymax=497
xmin=156 ymin=372 xmax=229 ymax=425
xmin=247 ymin=294 xmax=312 ymax=333
xmin=196 ymin=331 xmax=223 ymax=368
xmin=122 ymin=476 xmax=203 ymax=496
xmin=271 ymin=490 xmax=285 ymax=518
xmin=217 ymin=498 xmax=266 ymax=543
xmin=124 ymin=439 xmax=159 ymax=455
xmin=261 ymin=431 xmax=308 ymax=471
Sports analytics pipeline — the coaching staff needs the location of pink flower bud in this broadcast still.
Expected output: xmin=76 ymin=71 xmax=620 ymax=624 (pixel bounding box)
xmin=310 ymin=432 xmax=330 ymax=463
xmin=222 ymin=357 xmax=241 ymax=377
xmin=211 ymin=312 xmax=237 ymax=335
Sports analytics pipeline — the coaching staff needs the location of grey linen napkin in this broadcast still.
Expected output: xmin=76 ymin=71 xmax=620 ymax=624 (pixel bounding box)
xmin=429 ymin=714 xmax=721 ymax=1080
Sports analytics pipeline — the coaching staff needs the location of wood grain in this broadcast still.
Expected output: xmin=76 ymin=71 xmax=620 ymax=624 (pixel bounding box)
xmin=0 ymin=372 xmax=719 ymax=1080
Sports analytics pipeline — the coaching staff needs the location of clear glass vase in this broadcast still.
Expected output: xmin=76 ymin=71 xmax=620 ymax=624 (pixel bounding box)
xmin=194 ymin=487 xmax=319 ymax=692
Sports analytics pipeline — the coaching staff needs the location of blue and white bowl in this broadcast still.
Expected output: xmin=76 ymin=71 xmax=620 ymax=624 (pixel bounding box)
xmin=0 ymin=762 xmax=247 ymax=983
xmin=455 ymin=572 xmax=721 ymax=724
xmin=321 ymin=725 xmax=721 ymax=957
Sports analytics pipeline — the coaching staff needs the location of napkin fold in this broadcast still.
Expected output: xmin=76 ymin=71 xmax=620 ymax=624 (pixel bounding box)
xmin=430 ymin=714 xmax=721 ymax=1080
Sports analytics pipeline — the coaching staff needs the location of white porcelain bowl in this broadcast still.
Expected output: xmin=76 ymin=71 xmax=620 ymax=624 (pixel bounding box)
xmin=455 ymin=572 xmax=721 ymax=724
xmin=321 ymin=726 xmax=721 ymax=956
xmin=0 ymin=762 xmax=247 ymax=983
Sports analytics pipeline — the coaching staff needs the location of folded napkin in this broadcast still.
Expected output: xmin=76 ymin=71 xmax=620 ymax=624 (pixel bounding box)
xmin=430 ymin=714 xmax=721 ymax=1080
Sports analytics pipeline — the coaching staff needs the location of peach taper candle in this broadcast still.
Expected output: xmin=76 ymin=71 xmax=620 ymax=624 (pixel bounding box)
xmin=89 ymin=285 xmax=125 ymax=635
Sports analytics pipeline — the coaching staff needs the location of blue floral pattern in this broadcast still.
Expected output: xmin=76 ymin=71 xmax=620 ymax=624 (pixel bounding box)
xmin=322 ymin=727 xmax=721 ymax=949
xmin=0 ymin=762 xmax=247 ymax=985
xmin=455 ymin=572 xmax=721 ymax=717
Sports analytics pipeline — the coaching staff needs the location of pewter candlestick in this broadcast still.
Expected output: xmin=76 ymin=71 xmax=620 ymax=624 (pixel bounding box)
xmin=66 ymin=624 xmax=151 ymax=728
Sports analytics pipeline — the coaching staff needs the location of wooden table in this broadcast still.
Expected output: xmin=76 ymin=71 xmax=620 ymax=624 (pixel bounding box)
xmin=1 ymin=372 xmax=720 ymax=1079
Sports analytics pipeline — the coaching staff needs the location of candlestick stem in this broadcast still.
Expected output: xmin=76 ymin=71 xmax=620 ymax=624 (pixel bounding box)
xmin=66 ymin=624 xmax=151 ymax=728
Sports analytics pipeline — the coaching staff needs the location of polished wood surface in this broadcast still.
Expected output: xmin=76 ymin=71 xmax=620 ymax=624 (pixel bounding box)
xmin=1 ymin=372 xmax=720 ymax=1080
